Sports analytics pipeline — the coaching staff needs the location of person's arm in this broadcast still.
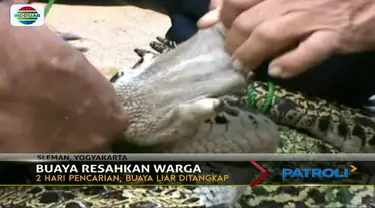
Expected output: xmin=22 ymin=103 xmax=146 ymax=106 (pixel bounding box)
xmin=0 ymin=1 xmax=128 ymax=152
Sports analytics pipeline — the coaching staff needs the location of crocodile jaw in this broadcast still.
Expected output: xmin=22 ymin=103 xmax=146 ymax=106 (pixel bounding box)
xmin=113 ymin=26 xmax=247 ymax=146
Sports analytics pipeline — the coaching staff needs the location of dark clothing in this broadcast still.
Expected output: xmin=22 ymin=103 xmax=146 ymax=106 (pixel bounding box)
xmin=255 ymin=53 xmax=375 ymax=108
xmin=165 ymin=0 xmax=210 ymax=43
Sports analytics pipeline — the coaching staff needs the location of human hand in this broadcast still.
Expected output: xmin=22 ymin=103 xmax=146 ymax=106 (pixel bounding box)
xmin=197 ymin=0 xmax=222 ymax=28
xmin=0 ymin=2 xmax=128 ymax=152
xmin=199 ymin=0 xmax=375 ymax=79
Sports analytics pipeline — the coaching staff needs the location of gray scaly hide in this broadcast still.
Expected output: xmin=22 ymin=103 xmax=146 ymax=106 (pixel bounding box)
xmin=112 ymin=26 xmax=282 ymax=207
xmin=114 ymin=26 xmax=250 ymax=146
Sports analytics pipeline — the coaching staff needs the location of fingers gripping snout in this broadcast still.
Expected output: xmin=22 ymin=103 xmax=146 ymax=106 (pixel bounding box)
xmin=227 ymin=9 xmax=339 ymax=78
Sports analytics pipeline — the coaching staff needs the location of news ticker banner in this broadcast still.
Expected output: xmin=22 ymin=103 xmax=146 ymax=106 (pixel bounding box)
xmin=0 ymin=154 xmax=374 ymax=186
xmin=1 ymin=153 xmax=375 ymax=161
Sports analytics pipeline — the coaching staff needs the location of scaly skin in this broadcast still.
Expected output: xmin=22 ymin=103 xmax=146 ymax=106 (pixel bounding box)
xmin=110 ymin=28 xmax=281 ymax=206
xmin=0 ymin=27 xmax=282 ymax=208
xmin=0 ymin=184 xmax=374 ymax=208
xmin=132 ymin=37 xmax=375 ymax=207
xmin=113 ymin=26 xmax=257 ymax=147
xmin=225 ymin=81 xmax=375 ymax=153
xmin=147 ymin=35 xmax=375 ymax=154
xmin=1 ymin=29 xmax=375 ymax=208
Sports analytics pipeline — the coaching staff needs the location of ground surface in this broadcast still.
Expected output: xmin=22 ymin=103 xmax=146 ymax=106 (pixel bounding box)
xmin=40 ymin=1 xmax=170 ymax=70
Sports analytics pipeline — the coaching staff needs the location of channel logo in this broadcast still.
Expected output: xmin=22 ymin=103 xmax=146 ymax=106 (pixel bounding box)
xmin=10 ymin=4 xmax=44 ymax=27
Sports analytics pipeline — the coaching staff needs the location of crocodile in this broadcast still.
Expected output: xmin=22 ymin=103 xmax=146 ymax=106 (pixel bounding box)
xmin=1 ymin=26 xmax=375 ymax=208
xmin=123 ymin=29 xmax=375 ymax=154
xmin=117 ymin=34 xmax=375 ymax=207
xmin=0 ymin=26 xmax=282 ymax=208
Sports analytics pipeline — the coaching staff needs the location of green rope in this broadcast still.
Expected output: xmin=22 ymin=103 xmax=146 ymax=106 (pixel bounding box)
xmin=263 ymin=82 xmax=275 ymax=113
xmin=44 ymin=0 xmax=55 ymax=17
xmin=247 ymin=85 xmax=257 ymax=110
xmin=247 ymin=82 xmax=275 ymax=113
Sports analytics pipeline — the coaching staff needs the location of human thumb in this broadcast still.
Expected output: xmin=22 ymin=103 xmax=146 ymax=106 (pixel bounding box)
xmin=197 ymin=9 xmax=220 ymax=28
xmin=197 ymin=0 xmax=222 ymax=28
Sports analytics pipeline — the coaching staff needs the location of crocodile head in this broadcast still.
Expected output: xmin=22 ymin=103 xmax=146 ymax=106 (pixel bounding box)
xmin=113 ymin=26 xmax=247 ymax=146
